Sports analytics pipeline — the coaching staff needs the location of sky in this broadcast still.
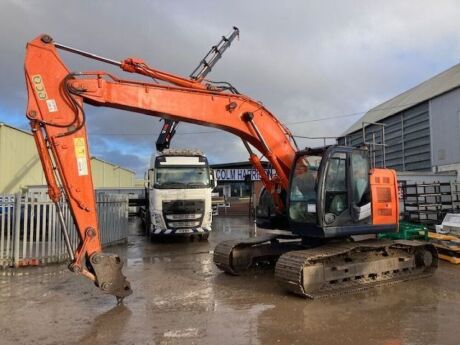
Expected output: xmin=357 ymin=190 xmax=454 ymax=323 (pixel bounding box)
xmin=2 ymin=0 xmax=460 ymax=177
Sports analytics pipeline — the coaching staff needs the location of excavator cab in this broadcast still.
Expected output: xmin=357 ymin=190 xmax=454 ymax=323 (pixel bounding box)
xmin=288 ymin=146 xmax=399 ymax=238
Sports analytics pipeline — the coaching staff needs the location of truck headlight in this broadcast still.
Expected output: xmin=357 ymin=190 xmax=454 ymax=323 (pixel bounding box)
xmin=153 ymin=212 xmax=165 ymax=228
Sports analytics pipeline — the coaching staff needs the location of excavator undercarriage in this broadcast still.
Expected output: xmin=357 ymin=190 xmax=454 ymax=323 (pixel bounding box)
xmin=213 ymin=234 xmax=301 ymax=274
xmin=214 ymin=236 xmax=437 ymax=298
xmin=276 ymin=239 xmax=437 ymax=298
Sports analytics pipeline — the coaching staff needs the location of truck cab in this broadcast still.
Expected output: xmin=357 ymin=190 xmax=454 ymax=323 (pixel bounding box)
xmin=145 ymin=149 xmax=216 ymax=240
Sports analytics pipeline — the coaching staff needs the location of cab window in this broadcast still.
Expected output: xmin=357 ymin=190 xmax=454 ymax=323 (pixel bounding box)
xmin=351 ymin=151 xmax=370 ymax=206
xmin=324 ymin=152 xmax=348 ymax=216
xmin=289 ymin=155 xmax=321 ymax=223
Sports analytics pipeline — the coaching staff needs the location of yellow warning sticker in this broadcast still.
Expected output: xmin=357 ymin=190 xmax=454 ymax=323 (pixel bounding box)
xmin=74 ymin=137 xmax=86 ymax=158
xmin=73 ymin=137 xmax=88 ymax=176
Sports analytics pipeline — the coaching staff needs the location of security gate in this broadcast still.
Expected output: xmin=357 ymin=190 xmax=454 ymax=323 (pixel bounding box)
xmin=0 ymin=192 xmax=129 ymax=268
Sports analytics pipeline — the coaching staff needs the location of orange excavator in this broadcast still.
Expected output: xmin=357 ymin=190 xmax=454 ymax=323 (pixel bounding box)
xmin=24 ymin=34 xmax=437 ymax=302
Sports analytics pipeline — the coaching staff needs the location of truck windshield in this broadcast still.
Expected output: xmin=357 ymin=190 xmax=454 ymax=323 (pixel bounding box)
xmin=155 ymin=166 xmax=210 ymax=189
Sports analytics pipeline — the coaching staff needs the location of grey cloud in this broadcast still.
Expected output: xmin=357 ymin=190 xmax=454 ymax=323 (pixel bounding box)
xmin=3 ymin=0 xmax=460 ymax=175
xmin=93 ymin=148 xmax=149 ymax=175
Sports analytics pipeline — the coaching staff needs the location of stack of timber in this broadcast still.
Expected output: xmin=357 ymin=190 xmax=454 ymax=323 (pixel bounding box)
xmin=427 ymin=213 xmax=460 ymax=264
xmin=428 ymin=232 xmax=460 ymax=264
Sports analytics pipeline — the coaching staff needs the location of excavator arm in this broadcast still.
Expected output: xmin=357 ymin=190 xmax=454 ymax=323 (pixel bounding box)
xmin=24 ymin=34 xmax=297 ymax=299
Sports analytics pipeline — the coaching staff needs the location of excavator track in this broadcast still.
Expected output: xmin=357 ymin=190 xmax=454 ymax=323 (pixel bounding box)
xmin=275 ymin=239 xmax=438 ymax=298
xmin=213 ymin=234 xmax=300 ymax=275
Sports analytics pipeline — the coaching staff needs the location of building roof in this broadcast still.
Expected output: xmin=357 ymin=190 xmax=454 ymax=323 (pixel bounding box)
xmin=0 ymin=122 xmax=33 ymax=136
xmin=90 ymin=157 xmax=135 ymax=174
xmin=341 ymin=62 xmax=460 ymax=136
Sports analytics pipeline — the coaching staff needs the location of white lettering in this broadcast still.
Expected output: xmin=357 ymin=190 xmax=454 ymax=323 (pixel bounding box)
xmin=214 ymin=168 xmax=276 ymax=181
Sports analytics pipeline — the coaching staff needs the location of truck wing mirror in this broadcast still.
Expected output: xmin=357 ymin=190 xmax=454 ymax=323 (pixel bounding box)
xmin=148 ymin=168 xmax=155 ymax=189
xmin=210 ymin=169 xmax=217 ymax=188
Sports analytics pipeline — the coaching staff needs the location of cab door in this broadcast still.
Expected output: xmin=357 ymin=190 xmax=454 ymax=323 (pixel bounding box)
xmin=318 ymin=147 xmax=372 ymax=236
xmin=318 ymin=149 xmax=351 ymax=227
xmin=350 ymin=149 xmax=372 ymax=223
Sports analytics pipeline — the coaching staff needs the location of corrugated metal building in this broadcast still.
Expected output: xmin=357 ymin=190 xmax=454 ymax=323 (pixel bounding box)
xmin=0 ymin=123 xmax=135 ymax=193
xmin=338 ymin=63 xmax=460 ymax=176
xmin=91 ymin=157 xmax=135 ymax=188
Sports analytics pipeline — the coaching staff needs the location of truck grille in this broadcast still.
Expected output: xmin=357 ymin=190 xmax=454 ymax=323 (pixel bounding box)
xmin=162 ymin=200 xmax=205 ymax=229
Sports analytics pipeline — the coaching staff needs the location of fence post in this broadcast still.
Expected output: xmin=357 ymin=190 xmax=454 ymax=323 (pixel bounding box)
xmin=13 ymin=192 xmax=22 ymax=267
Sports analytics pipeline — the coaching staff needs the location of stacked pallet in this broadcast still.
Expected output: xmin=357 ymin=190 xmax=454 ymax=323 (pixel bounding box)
xmin=429 ymin=232 xmax=460 ymax=264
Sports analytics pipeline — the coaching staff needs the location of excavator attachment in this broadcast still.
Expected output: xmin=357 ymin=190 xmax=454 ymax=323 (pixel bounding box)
xmin=89 ymin=253 xmax=132 ymax=302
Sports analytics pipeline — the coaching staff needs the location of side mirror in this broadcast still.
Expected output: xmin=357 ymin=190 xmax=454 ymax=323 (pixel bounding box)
xmin=147 ymin=168 xmax=155 ymax=189
xmin=210 ymin=169 xmax=217 ymax=188
xmin=144 ymin=170 xmax=149 ymax=189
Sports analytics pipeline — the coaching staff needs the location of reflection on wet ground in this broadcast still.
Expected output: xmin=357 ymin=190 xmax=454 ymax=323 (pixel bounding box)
xmin=1 ymin=216 xmax=460 ymax=345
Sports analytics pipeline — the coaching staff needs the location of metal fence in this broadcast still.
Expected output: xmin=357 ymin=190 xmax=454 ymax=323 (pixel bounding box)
xmin=0 ymin=192 xmax=129 ymax=268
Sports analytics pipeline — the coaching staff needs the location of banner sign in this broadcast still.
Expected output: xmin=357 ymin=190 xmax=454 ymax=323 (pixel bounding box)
xmin=214 ymin=168 xmax=275 ymax=181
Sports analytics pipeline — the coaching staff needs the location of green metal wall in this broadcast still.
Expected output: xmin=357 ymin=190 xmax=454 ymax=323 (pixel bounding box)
xmin=0 ymin=124 xmax=46 ymax=193
xmin=0 ymin=123 xmax=135 ymax=193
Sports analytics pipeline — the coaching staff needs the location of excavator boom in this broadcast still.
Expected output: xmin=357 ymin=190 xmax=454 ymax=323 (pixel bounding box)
xmin=24 ymin=34 xmax=296 ymax=298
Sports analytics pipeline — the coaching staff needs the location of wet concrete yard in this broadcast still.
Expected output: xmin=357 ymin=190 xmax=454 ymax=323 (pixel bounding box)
xmin=1 ymin=216 xmax=460 ymax=345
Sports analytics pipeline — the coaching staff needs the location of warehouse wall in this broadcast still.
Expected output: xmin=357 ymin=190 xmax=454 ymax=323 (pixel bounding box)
xmin=91 ymin=158 xmax=134 ymax=188
xmin=430 ymin=88 xmax=460 ymax=167
xmin=0 ymin=123 xmax=46 ymax=193
xmin=338 ymin=102 xmax=431 ymax=171
xmin=0 ymin=123 xmax=135 ymax=193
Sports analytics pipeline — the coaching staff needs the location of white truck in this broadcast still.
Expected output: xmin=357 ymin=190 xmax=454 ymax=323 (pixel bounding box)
xmin=143 ymin=149 xmax=216 ymax=240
